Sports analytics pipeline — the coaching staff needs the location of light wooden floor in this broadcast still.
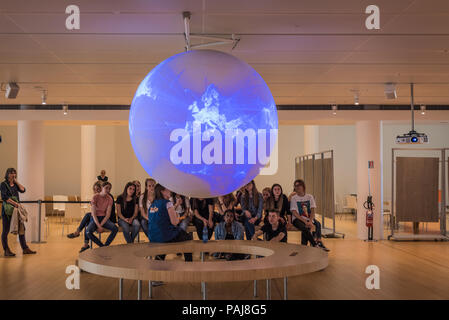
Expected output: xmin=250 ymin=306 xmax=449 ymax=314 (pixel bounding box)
xmin=1 ymin=216 xmax=448 ymax=300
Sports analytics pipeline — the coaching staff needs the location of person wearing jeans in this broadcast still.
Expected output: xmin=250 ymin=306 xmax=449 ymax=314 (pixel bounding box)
xmin=139 ymin=178 xmax=156 ymax=240
xmin=289 ymin=179 xmax=329 ymax=251
xmin=116 ymin=182 xmax=140 ymax=243
xmin=240 ymin=180 xmax=263 ymax=240
xmin=86 ymin=182 xmax=118 ymax=247
xmin=67 ymin=181 xmax=103 ymax=252
xmin=1 ymin=168 xmax=36 ymax=256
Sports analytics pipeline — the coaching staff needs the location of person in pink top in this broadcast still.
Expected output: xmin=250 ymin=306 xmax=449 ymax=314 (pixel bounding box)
xmin=86 ymin=181 xmax=118 ymax=247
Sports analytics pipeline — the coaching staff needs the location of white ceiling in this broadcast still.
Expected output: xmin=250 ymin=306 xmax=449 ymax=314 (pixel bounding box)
xmin=1 ymin=0 xmax=449 ymax=106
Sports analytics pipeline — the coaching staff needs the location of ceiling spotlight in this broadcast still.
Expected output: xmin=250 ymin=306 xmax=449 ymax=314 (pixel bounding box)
xmin=62 ymin=104 xmax=68 ymax=115
xmin=420 ymin=105 xmax=426 ymax=115
xmin=41 ymin=90 xmax=47 ymax=105
xmin=354 ymin=95 xmax=359 ymax=105
xmin=384 ymin=83 xmax=397 ymax=100
xmin=331 ymin=104 xmax=337 ymax=115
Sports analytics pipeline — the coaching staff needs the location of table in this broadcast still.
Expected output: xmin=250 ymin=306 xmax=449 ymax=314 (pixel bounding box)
xmin=79 ymin=240 xmax=328 ymax=300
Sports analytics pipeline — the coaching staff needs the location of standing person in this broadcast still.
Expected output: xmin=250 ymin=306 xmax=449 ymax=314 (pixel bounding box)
xmin=1 ymin=168 xmax=36 ymax=256
xmin=240 ymin=180 xmax=263 ymax=240
xmin=147 ymin=184 xmax=192 ymax=262
xmin=97 ymin=170 xmax=108 ymax=182
xmin=289 ymin=179 xmax=329 ymax=251
xmin=139 ymin=178 xmax=156 ymax=240
xmin=67 ymin=181 xmax=103 ymax=252
xmin=264 ymin=184 xmax=289 ymax=226
xmin=86 ymin=182 xmax=118 ymax=247
xmin=191 ymin=198 xmax=215 ymax=240
xmin=252 ymin=210 xmax=287 ymax=243
xmin=116 ymin=182 xmax=140 ymax=243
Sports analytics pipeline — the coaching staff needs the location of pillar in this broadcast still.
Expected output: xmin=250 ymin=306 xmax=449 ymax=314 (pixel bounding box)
xmin=17 ymin=120 xmax=45 ymax=242
xmin=304 ymin=125 xmax=320 ymax=155
xmin=356 ymin=121 xmax=383 ymax=240
xmin=81 ymin=125 xmax=96 ymax=202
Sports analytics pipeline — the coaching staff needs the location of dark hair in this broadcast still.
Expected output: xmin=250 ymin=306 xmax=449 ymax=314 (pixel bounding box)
xmin=4 ymin=168 xmax=16 ymax=181
xmin=268 ymin=183 xmax=285 ymax=212
xmin=154 ymin=184 xmax=167 ymax=200
xmin=222 ymin=193 xmax=236 ymax=208
xmin=293 ymin=179 xmax=306 ymax=192
xmin=268 ymin=209 xmax=280 ymax=216
xmin=102 ymin=181 xmax=112 ymax=189
xmin=243 ymin=180 xmax=260 ymax=209
xmin=192 ymin=198 xmax=209 ymax=211
xmin=120 ymin=182 xmax=136 ymax=211
xmin=172 ymin=193 xmax=187 ymax=211
xmin=224 ymin=209 xmax=235 ymax=220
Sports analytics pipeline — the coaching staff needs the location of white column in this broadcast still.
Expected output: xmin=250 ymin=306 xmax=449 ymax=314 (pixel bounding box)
xmin=356 ymin=121 xmax=383 ymax=240
xmin=81 ymin=125 xmax=96 ymax=202
xmin=304 ymin=125 xmax=320 ymax=155
xmin=17 ymin=120 xmax=45 ymax=242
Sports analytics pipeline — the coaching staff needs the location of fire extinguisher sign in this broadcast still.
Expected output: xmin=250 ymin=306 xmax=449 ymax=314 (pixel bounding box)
xmin=368 ymin=161 xmax=374 ymax=169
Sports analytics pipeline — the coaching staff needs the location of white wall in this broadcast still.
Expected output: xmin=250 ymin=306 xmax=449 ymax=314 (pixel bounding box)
xmin=254 ymin=125 xmax=305 ymax=194
xmin=0 ymin=125 xmax=18 ymax=176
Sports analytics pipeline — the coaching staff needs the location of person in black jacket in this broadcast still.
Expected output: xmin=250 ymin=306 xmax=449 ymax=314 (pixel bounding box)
xmin=1 ymin=168 xmax=36 ymax=257
xmin=263 ymin=183 xmax=290 ymax=226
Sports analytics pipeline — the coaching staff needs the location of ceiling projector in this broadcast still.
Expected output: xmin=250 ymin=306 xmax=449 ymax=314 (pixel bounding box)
xmin=396 ymin=83 xmax=429 ymax=144
xmin=396 ymin=130 xmax=428 ymax=144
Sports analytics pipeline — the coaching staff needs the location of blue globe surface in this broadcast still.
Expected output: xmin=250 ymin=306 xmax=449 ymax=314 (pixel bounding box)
xmin=129 ymin=49 xmax=278 ymax=198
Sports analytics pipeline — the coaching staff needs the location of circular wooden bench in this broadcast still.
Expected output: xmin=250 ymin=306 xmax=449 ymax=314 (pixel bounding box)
xmin=79 ymin=240 xmax=328 ymax=300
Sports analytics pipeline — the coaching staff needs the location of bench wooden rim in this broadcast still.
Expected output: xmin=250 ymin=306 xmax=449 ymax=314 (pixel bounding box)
xmin=79 ymin=240 xmax=328 ymax=282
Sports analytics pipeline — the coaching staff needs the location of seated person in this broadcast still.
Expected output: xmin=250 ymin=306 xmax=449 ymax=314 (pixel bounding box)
xmin=148 ymin=184 xmax=192 ymax=262
xmin=171 ymin=193 xmax=191 ymax=232
xmin=217 ymin=193 xmax=237 ymax=221
xmin=86 ymin=182 xmax=118 ymax=247
xmin=214 ymin=210 xmax=245 ymax=260
xmin=240 ymin=180 xmax=263 ymax=240
xmin=289 ymin=179 xmax=329 ymax=251
xmin=191 ymin=197 xmax=215 ymax=240
xmin=252 ymin=210 xmax=287 ymax=243
xmin=116 ymin=182 xmax=140 ymax=244
xmin=67 ymin=181 xmax=102 ymax=252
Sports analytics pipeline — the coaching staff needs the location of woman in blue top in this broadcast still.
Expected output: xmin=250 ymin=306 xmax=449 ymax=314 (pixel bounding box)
xmin=148 ymin=184 xmax=192 ymax=262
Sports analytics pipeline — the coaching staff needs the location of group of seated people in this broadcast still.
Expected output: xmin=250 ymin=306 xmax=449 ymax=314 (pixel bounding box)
xmin=68 ymin=177 xmax=330 ymax=255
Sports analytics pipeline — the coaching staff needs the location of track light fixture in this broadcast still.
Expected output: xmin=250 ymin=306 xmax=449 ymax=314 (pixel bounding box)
xmin=62 ymin=104 xmax=68 ymax=115
xmin=41 ymin=90 xmax=47 ymax=105
xmin=331 ymin=104 xmax=337 ymax=115
xmin=420 ymin=105 xmax=426 ymax=115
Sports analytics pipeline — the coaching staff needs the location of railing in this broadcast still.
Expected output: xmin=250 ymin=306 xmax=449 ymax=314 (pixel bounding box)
xmin=1 ymin=199 xmax=91 ymax=243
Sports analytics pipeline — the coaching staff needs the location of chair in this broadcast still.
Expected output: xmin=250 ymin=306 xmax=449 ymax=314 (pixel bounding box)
xmin=53 ymin=195 xmax=68 ymax=223
xmin=62 ymin=195 xmax=82 ymax=236
xmin=342 ymin=195 xmax=357 ymax=220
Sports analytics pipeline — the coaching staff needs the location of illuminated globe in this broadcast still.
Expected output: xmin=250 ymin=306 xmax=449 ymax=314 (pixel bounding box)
xmin=129 ymin=49 xmax=278 ymax=198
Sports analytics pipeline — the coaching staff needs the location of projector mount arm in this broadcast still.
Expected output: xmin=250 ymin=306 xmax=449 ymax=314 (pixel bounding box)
xmin=182 ymin=11 xmax=240 ymax=52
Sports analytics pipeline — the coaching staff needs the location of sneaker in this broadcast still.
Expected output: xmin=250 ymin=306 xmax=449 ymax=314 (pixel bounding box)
xmin=67 ymin=232 xmax=80 ymax=239
xmin=317 ymin=242 xmax=330 ymax=252
xmin=79 ymin=245 xmax=90 ymax=253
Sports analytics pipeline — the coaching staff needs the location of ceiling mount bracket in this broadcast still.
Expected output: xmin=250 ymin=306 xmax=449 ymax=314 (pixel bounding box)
xmin=182 ymin=11 xmax=240 ymax=51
